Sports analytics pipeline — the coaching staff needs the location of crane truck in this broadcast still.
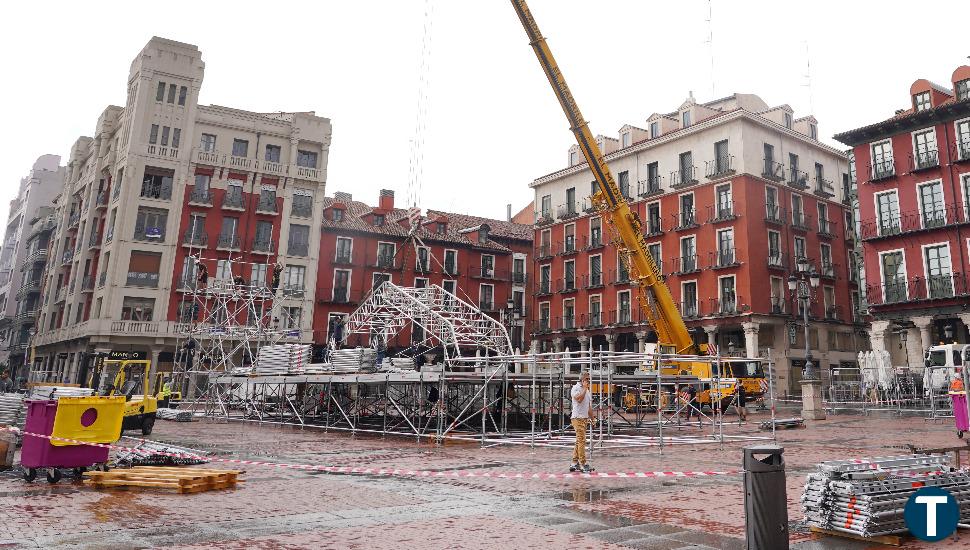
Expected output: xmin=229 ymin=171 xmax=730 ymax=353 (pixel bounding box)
xmin=510 ymin=0 xmax=766 ymax=406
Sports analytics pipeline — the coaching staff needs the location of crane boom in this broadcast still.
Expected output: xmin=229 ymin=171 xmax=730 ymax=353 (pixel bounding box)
xmin=511 ymin=0 xmax=697 ymax=354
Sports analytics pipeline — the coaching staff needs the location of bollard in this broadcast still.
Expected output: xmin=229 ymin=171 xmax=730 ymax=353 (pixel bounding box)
xmin=743 ymin=444 xmax=788 ymax=550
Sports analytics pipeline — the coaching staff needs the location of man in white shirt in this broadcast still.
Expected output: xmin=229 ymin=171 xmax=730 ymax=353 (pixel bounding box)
xmin=570 ymin=371 xmax=594 ymax=473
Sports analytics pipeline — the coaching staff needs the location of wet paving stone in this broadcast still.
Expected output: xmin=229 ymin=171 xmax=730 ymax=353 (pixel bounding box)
xmin=619 ymin=537 xmax=696 ymax=550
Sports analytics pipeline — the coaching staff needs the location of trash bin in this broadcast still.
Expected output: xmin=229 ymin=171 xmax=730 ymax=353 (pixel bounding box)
xmin=743 ymin=444 xmax=788 ymax=550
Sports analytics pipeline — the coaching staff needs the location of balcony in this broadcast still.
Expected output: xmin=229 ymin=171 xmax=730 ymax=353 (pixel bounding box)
xmin=534 ymin=318 xmax=552 ymax=334
xmin=296 ymin=165 xmax=321 ymax=181
xmin=88 ymin=231 xmax=102 ymax=249
xmin=535 ymin=279 xmax=552 ymax=296
xmin=711 ymin=248 xmax=740 ymax=269
xmin=81 ymin=275 xmax=95 ymax=292
xmin=375 ymin=254 xmax=398 ymax=270
xmin=55 ymin=286 xmax=67 ymax=303
xmin=479 ymin=300 xmax=496 ymax=312
xmin=557 ymin=277 xmax=578 ymax=294
xmin=672 ymin=255 xmax=700 ymax=275
xmin=820 ymin=262 xmax=837 ymax=279
xmin=217 ymin=234 xmax=241 ymax=250
xmin=288 ymin=242 xmax=309 ymax=257
xmin=762 ymin=159 xmax=785 ymax=182
xmin=858 ymin=204 xmax=966 ymax=240
xmin=557 ymin=237 xmax=579 ymax=255
xmin=583 ymin=312 xmax=604 ymax=329
xmin=333 ymin=251 xmax=353 ymax=265
xmin=767 ymin=252 xmax=787 ymax=270
xmin=910 ymin=149 xmax=939 ymax=172
xmin=608 ymin=308 xmax=634 ymax=326
xmin=229 ymin=154 xmax=255 ymax=170
xmin=98 ymin=271 xmax=106 ymax=287
xmin=705 ymin=155 xmax=735 ymax=179
xmin=14 ymin=308 xmax=38 ymax=323
xmin=145 ymin=144 xmax=180 ymax=160
xmin=189 ymin=188 xmax=213 ymax=206
xmin=952 ymin=139 xmax=970 ymax=163
xmin=824 ymin=305 xmax=842 ymax=321
xmin=68 ymin=211 xmax=81 ymax=230
xmin=22 ymin=247 xmax=48 ymax=267
xmin=680 ymin=300 xmax=701 ymax=319
xmin=817 ymin=218 xmax=835 ymax=238
xmin=472 ymin=267 xmax=508 ymax=280
xmin=711 ymin=295 xmax=743 ymax=316
xmin=557 ymin=315 xmax=577 ymax=331
xmin=637 ymin=176 xmax=663 ymax=198
xmin=61 ymin=249 xmax=74 ymax=265
xmin=252 ymin=238 xmax=274 ymax=255
xmin=140 ymin=180 xmax=173 ymax=201
xmin=707 ymin=202 xmax=738 ymax=223
xmin=609 ymin=268 xmax=632 ymax=285
xmin=769 ymin=296 xmax=786 ymax=314
xmin=673 ymin=210 xmax=698 ymax=231
xmin=535 ymin=211 xmax=554 ymax=226
xmin=95 ymin=191 xmax=109 ymax=209
xmin=813 ymin=177 xmax=835 ymax=199
xmin=513 ymin=271 xmax=526 ymax=285
xmin=765 ymin=205 xmax=786 ymax=225
xmin=787 ymin=170 xmax=809 ymax=190
xmin=556 ymin=202 xmax=579 ymax=220
xmin=126 ymin=271 xmax=160 ymax=288
xmin=585 ymin=233 xmax=605 ymax=251
xmin=584 ymin=272 xmax=604 ymax=289
xmin=582 ymin=197 xmax=599 ymax=213
xmin=869 ymin=274 xmax=970 ymax=307
xmin=644 ymin=217 xmax=663 ymax=237
xmin=182 ymin=231 xmax=208 ymax=248
xmin=670 ymin=166 xmax=698 ymax=188
xmin=535 ymin=243 xmax=553 ymax=259
xmin=867 ymin=159 xmax=895 ymax=182
xmin=256 ymin=196 xmax=278 ymax=214
xmin=791 ymin=212 xmax=812 ymax=231
xmin=221 ymin=190 xmax=245 ymax=210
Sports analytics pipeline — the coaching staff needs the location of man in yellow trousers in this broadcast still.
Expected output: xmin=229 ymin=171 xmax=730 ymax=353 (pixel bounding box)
xmin=569 ymin=371 xmax=594 ymax=473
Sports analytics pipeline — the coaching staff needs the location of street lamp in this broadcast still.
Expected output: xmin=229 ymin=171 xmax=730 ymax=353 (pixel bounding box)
xmin=504 ymin=297 xmax=518 ymax=350
xmin=944 ymin=324 xmax=955 ymax=343
xmin=788 ymin=264 xmax=821 ymax=380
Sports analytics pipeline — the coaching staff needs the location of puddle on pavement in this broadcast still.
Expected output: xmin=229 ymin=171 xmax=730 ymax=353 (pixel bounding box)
xmin=552 ymin=485 xmax=640 ymax=503
xmin=85 ymin=490 xmax=169 ymax=523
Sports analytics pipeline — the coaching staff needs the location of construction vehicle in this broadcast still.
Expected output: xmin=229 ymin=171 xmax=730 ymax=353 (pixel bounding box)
xmin=510 ymin=0 xmax=766 ymax=405
xmin=86 ymin=357 xmax=157 ymax=435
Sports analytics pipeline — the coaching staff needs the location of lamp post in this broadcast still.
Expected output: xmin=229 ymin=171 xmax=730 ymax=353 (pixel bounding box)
xmin=503 ymin=297 xmax=518 ymax=351
xmin=944 ymin=324 xmax=955 ymax=344
xmin=788 ymin=258 xmax=820 ymax=380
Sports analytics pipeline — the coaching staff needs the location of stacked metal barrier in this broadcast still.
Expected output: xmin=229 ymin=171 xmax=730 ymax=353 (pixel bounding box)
xmin=330 ymin=348 xmax=377 ymax=373
xmin=254 ymin=344 xmax=312 ymax=375
xmin=803 ymin=455 xmax=970 ymax=537
xmin=27 ymin=387 xmax=95 ymax=399
xmin=114 ymin=440 xmax=209 ymax=467
xmin=0 ymin=393 xmax=25 ymax=427
xmin=156 ymin=408 xmax=194 ymax=422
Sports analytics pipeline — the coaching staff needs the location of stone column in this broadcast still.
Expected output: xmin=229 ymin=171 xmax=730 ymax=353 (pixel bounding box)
xmin=912 ymin=315 xmax=934 ymax=354
xmin=552 ymin=337 xmax=563 ymax=353
xmin=742 ymin=322 xmax=760 ymax=359
xmin=960 ymin=313 xmax=970 ymax=337
xmin=529 ymin=339 xmax=539 ymax=355
xmin=606 ymin=333 xmax=616 ymax=353
xmin=703 ymin=325 xmax=717 ymax=349
xmin=868 ymin=320 xmax=891 ymax=353
xmin=635 ymin=331 xmax=647 ymax=353
xmin=578 ymin=335 xmax=589 ymax=352
xmin=150 ymin=348 xmax=161 ymax=382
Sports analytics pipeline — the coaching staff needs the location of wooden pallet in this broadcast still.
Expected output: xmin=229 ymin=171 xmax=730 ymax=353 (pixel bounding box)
xmin=83 ymin=466 xmax=243 ymax=494
xmin=809 ymin=526 xmax=902 ymax=547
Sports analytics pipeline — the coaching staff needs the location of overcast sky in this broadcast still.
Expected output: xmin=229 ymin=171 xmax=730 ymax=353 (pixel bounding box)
xmin=2 ymin=0 xmax=969 ymax=231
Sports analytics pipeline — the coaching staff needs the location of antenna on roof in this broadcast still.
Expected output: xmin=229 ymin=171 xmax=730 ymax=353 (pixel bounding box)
xmin=406 ymin=0 xmax=434 ymax=213
xmin=704 ymin=0 xmax=715 ymax=98
xmin=802 ymin=41 xmax=814 ymax=113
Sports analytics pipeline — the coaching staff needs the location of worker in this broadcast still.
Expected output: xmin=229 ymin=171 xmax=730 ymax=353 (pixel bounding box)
xmin=734 ymin=384 xmax=748 ymax=422
xmin=950 ymin=369 xmax=968 ymax=438
xmin=952 ymin=373 xmax=965 ymax=393
xmin=685 ymin=384 xmax=702 ymax=425
xmin=159 ymin=378 xmax=172 ymax=407
xmin=196 ymin=260 xmax=209 ymax=289
xmin=0 ymin=371 xmax=13 ymax=393
xmin=271 ymin=262 xmax=283 ymax=293
xmin=569 ymin=371 xmax=594 ymax=473
xmin=233 ymin=274 xmax=246 ymax=289
xmin=374 ymin=332 xmax=386 ymax=369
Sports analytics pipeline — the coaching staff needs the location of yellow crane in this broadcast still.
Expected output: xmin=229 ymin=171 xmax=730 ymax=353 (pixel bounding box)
xmin=510 ymin=0 xmax=765 ymax=402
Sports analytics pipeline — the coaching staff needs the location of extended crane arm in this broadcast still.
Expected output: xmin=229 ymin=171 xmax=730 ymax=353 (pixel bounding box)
xmin=511 ymin=0 xmax=698 ymax=354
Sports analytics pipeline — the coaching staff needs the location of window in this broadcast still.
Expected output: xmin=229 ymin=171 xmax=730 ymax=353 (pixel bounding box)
xmin=682 ymin=281 xmax=697 ymax=317
xmin=416 ymin=246 xmax=430 ymax=272
xmin=232 ymin=139 xmax=249 ymax=157
xmin=479 ymin=254 xmax=494 ymax=278
xmin=679 ymin=193 xmax=695 ymax=227
xmin=809 ymin=124 xmax=818 ymax=140
xmin=680 ymin=236 xmax=696 ymax=272
xmin=919 ymin=181 xmax=946 ymax=228
xmin=589 ymin=255 xmax=602 ymax=286
xmin=871 ymin=140 xmax=894 ymax=177
xmin=562 ymin=298 xmax=575 ymax=329
xmin=646 ymin=202 xmax=661 ymax=234
xmin=876 ymin=191 xmax=901 ymax=235
xmin=540 ymin=302 xmax=551 ymax=330
xmin=766 ymin=186 xmax=779 ymax=219
xmin=682 ymin=110 xmax=691 ymax=128
xmin=913 ymin=129 xmax=938 ymax=169
xmin=178 ymin=86 xmax=187 ymax=106
xmin=167 ymin=83 xmax=177 ymax=104
xmin=618 ymin=171 xmax=630 ymax=199
xmin=564 ymin=223 xmax=576 ymax=252
xmin=924 ymin=244 xmax=953 ymax=298
xmin=133 ymin=207 xmax=168 ymax=241
xmin=957 ymin=79 xmax=970 ymax=101
xmin=292 ymin=193 xmax=313 ymax=217
xmin=817 ymin=203 xmax=829 ymax=232
xmin=794 ymin=236 xmax=807 ymax=263
xmin=540 ymin=195 xmax=551 ymax=218
xmin=377 ymin=242 xmax=396 ymax=268
xmin=617 ymin=251 xmax=630 ymax=282
xmin=564 ymin=259 xmax=576 ymax=290
xmin=646 ymin=162 xmax=660 ymax=190
xmin=288 ymin=224 xmax=310 ymax=256
xmin=914 ymin=91 xmax=931 ymax=112
xmin=715 ymin=184 xmax=732 ymax=218
xmin=258 ymin=186 xmax=277 ymax=212
xmin=539 ymin=264 xmax=551 ymax=294
xmin=141 ymin=167 xmax=174 ymax=200
xmin=252 ymin=263 xmax=268 ymax=288
xmin=160 ymin=126 xmax=170 ymax=146
xmin=566 ymin=187 xmax=576 ymax=213
xmin=285 ymin=265 xmax=306 ymax=292
xmin=200 ymin=134 xmax=216 ymax=152
xmin=282 ymin=307 xmax=302 ymax=330
xmin=621 ymin=132 xmax=631 ymax=148
xmin=820 ymin=243 xmax=833 ymax=275
xmin=650 ymin=121 xmax=660 ymax=138
xmin=647 ymin=243 xmax=661 ymax=271
xmin=569 ymin=150 xmax=578 ymax=166
xmin=513 ymin=258 xmax=525 ymax=284
xmin=678 ymin=151 xmax=694 ymax=183
xmin=589 ymin=295 xmax=602 ymax=326
xmin=121 ymin=297 xmax=155 ymax=321
xmin=719 ymin=276 xmax=737 ymax=314
xmin=332 ymin=208 xmax=344 ymax=222
xmin=792 ymin=194 xmax=804 ymax=225
xmin=172 ymin=128 xmax=181 ymax=149
xmin=155 ymin=82 xmax=166 ymax=102
xmin=444 ymin=249 xmax=458 ymax=275
xmin=714 ymin=139 xmax=730 ymax=173
xmin=219 ymin=217 xmax=240 ymax=249
xmin=297 ymin=150 xmax=318 ymax=168
xmin=589 ymin=217 xmax=602 ymax=247
xmin=185 ymin=214 xmax=206 ymax=246
xmin=336 ymin=237 xmax=353 ymax=263
xmin=590 ymin=181 xmax=597 ymax=197
xmin=717 ymin=229 xmax=734 ymax=266
xmin=823 ymin=287 xmax=835 ymax=318
xmin=372 ymin=214 xmax=385 ymax=226
xmin=789 ymin=153 xmax=800 ymax=181
xmin=333 ymin=269 xmax=351 ymax=302
xmin=618 ymin=291 xmax=631 ymax=323
xmin=770 ymin=277 xmax=784 ymax=313
xmin=479 ymin=284 xmax=494 ymax=310
xmin=127 ymin=251 xmax=162 ymax=288
xmin=783 ymin=112 xmax=792 ymax=129
xmin=265 ymin=144 xmax=282 ymax=163
xmin=879 ymin=250 xmax=906 ymax=304
xmin=851 ymin=291 xmax=861 ymax=321
xmin=149 ymin=124 xmax=159 ymax=144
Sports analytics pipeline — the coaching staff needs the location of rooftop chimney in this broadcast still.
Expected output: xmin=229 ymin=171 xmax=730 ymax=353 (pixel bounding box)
xmin=379 ymin=189 xmax=395 ymax=211
xmin=334 ymin=191 xmax=352 ymax=202
xmin=507 ymin=204 xmax=512 ymax=222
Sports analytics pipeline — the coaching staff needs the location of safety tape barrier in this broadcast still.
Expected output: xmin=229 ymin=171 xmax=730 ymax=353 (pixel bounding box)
xmin=5 ymin=426 xmax=738 ymax=480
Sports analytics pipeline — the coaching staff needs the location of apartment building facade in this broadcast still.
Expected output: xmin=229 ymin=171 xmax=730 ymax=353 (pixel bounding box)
xmin=32 ymin=37 xmax=331 ymax=384
xmin=531 ymin=93 xmax=867 ymax=395
xmin=315 ymin=190 xmax=533 ymax=354
xmin=0 ymin=155 xmax=64 ymax=377
xmin=835 ymin=66 xmax=970 ymax=369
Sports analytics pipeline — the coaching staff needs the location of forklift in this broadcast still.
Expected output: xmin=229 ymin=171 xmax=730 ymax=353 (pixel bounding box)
xmin=87 ymin=356 xmax=158 ymax=435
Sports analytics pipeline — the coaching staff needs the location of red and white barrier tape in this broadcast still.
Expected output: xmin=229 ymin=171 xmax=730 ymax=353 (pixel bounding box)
xmin=5 ymin=426 xmax=738 ymax=480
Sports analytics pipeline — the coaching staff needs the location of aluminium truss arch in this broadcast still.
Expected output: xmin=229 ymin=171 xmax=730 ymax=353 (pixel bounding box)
xmin=343 ymin=282 xmax=512 ymax=362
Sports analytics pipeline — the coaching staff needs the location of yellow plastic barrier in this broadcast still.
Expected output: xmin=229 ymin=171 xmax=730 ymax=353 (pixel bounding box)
xmin=50 ymin=396 xmax=125 ymax=447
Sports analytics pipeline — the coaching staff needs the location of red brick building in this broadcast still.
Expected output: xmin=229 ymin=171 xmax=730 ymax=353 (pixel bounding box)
xmin=314 ymin=190 xmax=532 ymax=353
xmin=530 ymin=93 xmax=866 ymax=395
xmin=835 ymin=66 xmax=970 ymax=368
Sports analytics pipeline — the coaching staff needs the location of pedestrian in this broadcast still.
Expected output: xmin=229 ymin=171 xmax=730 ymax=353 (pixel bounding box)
xmin=569 ymin=371 xmax=594 ymax=473
xmin=734 ymin=383 xmax=748 ymax=422
xmin=685 ymin=384 xmax=702 ymax=425
xmin=0 ymin=371 xmax=13 ymax=393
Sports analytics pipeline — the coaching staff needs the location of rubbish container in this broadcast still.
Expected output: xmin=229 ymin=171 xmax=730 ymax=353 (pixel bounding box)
xmin=743 ymin=444 xmax=788 ymax=550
